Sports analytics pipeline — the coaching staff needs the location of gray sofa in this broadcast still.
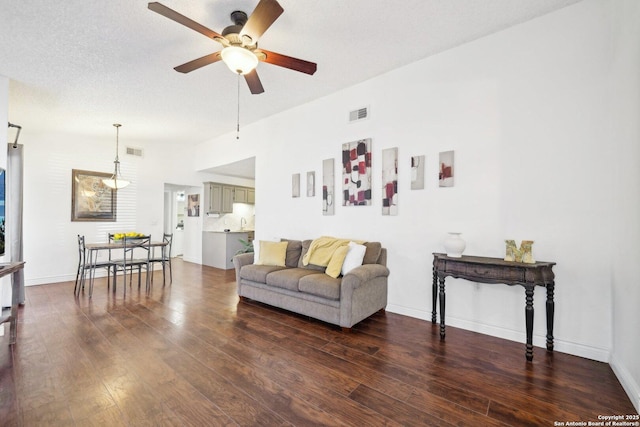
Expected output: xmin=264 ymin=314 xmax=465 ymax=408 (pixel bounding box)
xmin=232 ymin=239 xmax=389 ymax=328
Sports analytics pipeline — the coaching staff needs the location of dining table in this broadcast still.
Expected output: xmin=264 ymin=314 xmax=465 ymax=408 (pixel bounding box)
xmin=84 ymin=239 xmax=168 ymax=297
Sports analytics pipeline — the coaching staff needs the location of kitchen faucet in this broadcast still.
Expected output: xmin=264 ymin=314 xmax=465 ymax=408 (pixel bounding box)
xmin=240 ymin=217 xmax=246 ymax=230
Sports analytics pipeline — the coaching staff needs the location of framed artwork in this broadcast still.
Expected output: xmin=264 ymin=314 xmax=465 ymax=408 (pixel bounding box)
xmin=411 ymin=155 xmax=425 ymax=190
xmin=439 ymin=150 xmax=455 ymax=187
xmin=342 ymin=138 xmax=372 ymax=206
xmin=187 ymin=194 xmax=200 ymax=217
xmin=71 ymin=169 xmax=116 ymax=222
xmin=382 ymin=147 xmax=398 ymax=216
xmin=292 ymin=173 xmax=300 ymax=198
xmin=322 ymin=158 xmax=335 ymax=215
xmin=307 ymin=171 xmax=315 ymax=197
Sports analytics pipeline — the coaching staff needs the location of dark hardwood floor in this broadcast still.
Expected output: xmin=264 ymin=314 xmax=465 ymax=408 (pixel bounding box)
xmin=0 ymin=259 xmax=636 ymax=426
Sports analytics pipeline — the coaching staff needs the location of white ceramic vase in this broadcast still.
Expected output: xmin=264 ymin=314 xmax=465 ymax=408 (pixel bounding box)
xmin=444 ymin=232 xmax=466 ymax=258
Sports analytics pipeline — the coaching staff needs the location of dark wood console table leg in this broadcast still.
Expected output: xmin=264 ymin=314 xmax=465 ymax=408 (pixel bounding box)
xmin=439 ymin=278 xmax=446 ymax=340
xmin=431 ymin=267 xmax=438 ymax=323
xmin=9 ymin=270 xmax=20 ymax=345
xmin=546 ymin=281 xmax=555 ymax=352
xmin=525 ymin=285 xmax=534 ymax=361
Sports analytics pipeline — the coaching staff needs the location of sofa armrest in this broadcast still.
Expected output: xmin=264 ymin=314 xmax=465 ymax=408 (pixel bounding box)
xmin=233 ymin=253 xmax=254 ymax=290
xmin=340 ymin=263 xmax=390 ymax=328
xmin=233 ymin=252 xmax=254 ymax=269
xmin=342 ymin=264 xmax=390 ymax=290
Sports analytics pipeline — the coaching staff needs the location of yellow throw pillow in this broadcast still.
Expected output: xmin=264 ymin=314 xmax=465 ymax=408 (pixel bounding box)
xmin=257 ymin=241 xmax=288 ymax=267
xmin=325 ymin=245 xmax=350 ymax=278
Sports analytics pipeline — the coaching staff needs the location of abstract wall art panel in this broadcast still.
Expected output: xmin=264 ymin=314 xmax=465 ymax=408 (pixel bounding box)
xmin=439 ymin=150 xmax=454 ymax=187
xmin=306 ymin=171 xmax=315 ymax=197
xmin=322 ymin=158 xmax=335 ymax=215
xmin=342 ymin=138 xmax=372 ymax=206
xmin=382 ymin=147 xmax=398 ymax=216
xmin=411 ymin=155 xmax=425 ymax=190
xmin=292 ymin=173 xmax=300 ymax=198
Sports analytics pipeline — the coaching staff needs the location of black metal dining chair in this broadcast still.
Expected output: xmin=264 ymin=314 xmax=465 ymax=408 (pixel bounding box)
xmin=111 ymin=235 xmax=152 ymax=295
xmin=74 ymin=235 xmax=114 ymax=296
xmin=149 ymin=233 xmax=173 ymax=285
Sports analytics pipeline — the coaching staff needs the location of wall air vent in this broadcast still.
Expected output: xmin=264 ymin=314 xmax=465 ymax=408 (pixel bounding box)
xmin=126 ymin=147 xmax=144 ymax=157
xmin=349 ymin=106 xmax=369 ymax=123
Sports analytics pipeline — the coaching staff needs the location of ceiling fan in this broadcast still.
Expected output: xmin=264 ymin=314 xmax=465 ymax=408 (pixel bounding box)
xmin=148 ymin=0 xmax=317 ymax=95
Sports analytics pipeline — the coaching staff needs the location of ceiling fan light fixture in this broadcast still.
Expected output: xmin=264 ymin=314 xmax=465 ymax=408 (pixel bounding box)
xmin=221 ymin=46 xmax=258 ymax=75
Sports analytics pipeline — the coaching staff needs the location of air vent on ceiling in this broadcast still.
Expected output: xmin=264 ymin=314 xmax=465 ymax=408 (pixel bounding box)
xmin=126 ymin=147 xmax=144 ymax=157
xmin=349 ymin=106 xmax=369 ymax=123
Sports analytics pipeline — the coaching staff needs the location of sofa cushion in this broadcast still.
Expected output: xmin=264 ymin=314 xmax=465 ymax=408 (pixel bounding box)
xmin=253 ymin=239 xmax=274 ymax=264
xmin=256 ymin=241 xmax=288 ymax=266
xmin=253 ymin=241 xmax=259 ymax=264
xmin=240 ymin=264 xmax=286 ymax=283
xmin=298 ymin=239 xmax=326 ymax=272
xmin=281 ymin=239 xmax=303 ymax=267
xmin=266 ymin=268 xmax=323 ymax=291
xmin=362 ymin=242 xmax=382 ymax=264
xmin=326 ymin=245 xmax=349 ymax=278
xmin=298 ymin=240 xmax=312 ymax=267
xmin=302 ymin=236 xmax=353 ymax=267
xmin=342 ymin=242 xmax=367 ymax=275
xmin=298 ymin=274 xmax=342 ymax=300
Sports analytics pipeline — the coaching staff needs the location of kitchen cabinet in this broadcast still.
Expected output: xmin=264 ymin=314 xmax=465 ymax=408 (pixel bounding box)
xmin=206 ymin=183 xmax=234 ymax=214
xmin=205 ymin=182 xmax=255 ymax=213
xmin=202 ymin=231 xmax=248 ymax=269
xmin=234 ymin=187 xmax=248 ymax=203
xmin=221 ymin=186 xmax=234 ymax=212
xmin=208 ymin=183 xmax=221 ymax=213
xmin=233 ymin=187 xmax=255 ymax=204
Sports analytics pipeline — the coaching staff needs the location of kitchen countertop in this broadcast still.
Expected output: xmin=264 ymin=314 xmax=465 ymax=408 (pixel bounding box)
xmin=202 ymin=230 xmax=252 ymax=270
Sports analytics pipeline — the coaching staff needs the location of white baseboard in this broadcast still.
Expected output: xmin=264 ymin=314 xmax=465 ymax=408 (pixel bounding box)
xmin=386 ymin=303 xmax=433 ymax=322
xmin=386 ymin=304 xmax=610 ymax=362
xmin=610 ymin=353 xmax=640 ymax=414
xmin=24 ymin=265 xmax=167 ymax=287
xmin=26 ymin=273 xmax=77 ymax=286
xmin=181 ymin=255 xmax=200 ymax=264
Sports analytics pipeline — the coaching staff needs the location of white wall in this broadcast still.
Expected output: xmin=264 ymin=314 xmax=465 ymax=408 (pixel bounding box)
xmin=194 ymin=0 xmax=639 ymax=408
xmin=12 ymin=126 xmax=253 ymax=280
xmin=608 ymin=0 xmax=640 ymax=413
xmin=18 ymin=129 xmax=210 ymax=285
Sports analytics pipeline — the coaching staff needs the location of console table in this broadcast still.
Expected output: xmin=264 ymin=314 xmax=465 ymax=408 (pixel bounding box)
xmin=432 ymin=253 xmax=555 ymax=361
xmin=0 ymin=262 xmax=26 ymax=345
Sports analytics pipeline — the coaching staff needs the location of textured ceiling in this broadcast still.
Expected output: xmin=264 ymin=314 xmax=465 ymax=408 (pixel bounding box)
xmin=1 ymin=0 xmax=580 ymax=146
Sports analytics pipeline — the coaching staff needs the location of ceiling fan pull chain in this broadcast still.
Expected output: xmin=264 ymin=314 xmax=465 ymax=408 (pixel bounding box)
xmin=236 ymin=73 xmax=241 ymax=140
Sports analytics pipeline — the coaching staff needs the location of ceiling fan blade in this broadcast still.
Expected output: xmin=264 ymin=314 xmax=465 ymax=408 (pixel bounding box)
xmin=240 ymin=0 xmax=284 ymax=43
xmin=258 ymin=49 xmax=317 ymax=75
xmin=174 ymin=52 xmax=222 ymax=73
xmin=148 ymin=2 xmax=224 ymax=42
xmin=244 ymin=70 xmax=265 ymax=94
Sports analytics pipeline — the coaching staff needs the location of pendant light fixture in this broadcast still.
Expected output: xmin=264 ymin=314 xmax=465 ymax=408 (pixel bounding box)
xmin=102 ymin=123 xmax=131 ymax=190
